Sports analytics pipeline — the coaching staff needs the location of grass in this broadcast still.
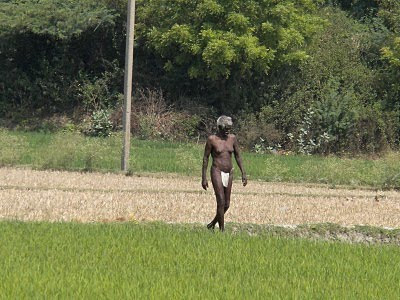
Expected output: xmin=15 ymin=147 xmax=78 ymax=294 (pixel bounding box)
xmin=2 ymin=129 xmax=400 ymax=188
xmin=0 ymin=221 xmax=399 ymax=299
xmin=3 ymin=130 xmax=399 ymax=298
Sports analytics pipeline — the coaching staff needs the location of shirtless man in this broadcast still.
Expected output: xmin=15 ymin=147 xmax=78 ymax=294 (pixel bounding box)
xmin=202 ymin=115 xmax=247 ymax=231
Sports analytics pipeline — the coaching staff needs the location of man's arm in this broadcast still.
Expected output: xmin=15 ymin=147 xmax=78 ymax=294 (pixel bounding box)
xmin=233 ymin=136 xmax=247 ymax=186
xmin=202 ymin=137 xmax=212 ymax=190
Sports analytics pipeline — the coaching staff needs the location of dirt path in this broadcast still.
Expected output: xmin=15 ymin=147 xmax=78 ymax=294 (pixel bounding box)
xmin=1 ymin=167 xmax=400 ymax=228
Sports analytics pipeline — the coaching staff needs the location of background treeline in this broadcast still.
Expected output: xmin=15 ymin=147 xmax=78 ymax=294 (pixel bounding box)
xmin=1 ymin=0 xmax=400 ymax=154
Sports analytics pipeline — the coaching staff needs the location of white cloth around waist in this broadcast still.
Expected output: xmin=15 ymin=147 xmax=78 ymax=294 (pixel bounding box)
xmin=221 ymin=171 xmax=230 ymax=188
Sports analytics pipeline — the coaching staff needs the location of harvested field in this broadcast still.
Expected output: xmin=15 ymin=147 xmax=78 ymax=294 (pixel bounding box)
xmin=1 ymin=167 xmax=400 ymax=228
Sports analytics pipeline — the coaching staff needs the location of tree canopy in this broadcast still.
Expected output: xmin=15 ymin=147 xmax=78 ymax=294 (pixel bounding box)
xmin=137 ymin=0 xmax=324 ymax=81
xmin=1 ymin=0 xmax=400 ymax=153
xmin=0 ymin=0 xmax=117 ymax=39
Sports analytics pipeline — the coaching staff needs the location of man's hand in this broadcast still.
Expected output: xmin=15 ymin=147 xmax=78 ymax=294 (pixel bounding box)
xmin=242 ymin=175 xmax=248 ymax=187
xmin=202 ymin=179 xmax=209 ymax=190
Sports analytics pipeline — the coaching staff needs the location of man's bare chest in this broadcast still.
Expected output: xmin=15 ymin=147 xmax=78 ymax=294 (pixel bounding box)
xmin=212 ymin=140 xmax=234 ymax=154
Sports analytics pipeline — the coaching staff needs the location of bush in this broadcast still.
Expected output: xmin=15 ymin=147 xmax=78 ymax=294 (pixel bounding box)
xmin=2 ymin=113 xmax=76 ymax=133
xmin=288 ymin=108 xmax=333 ymax=155
xmin=267 ymin=7 xmax=400 ymax=155
xmin=75 ymin=61 xmax=124 ymax=112
xmin=287 ymin=81 xmax=359 ymax=154
xmin=111 ymin=88 xmax=203 ymax=141
xmin=350 ymin=105 xmax=394 ymax=154
xmin=82 ymin=110 xmax=113 ymax=137
xmin=287 ymin=92 xmax=398 ymax=155
xmin=237 ymin=107 xmax=284 ymax=152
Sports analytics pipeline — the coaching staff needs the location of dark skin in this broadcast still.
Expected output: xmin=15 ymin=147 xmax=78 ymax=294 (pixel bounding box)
xmin=202 ymin=124 xmax=247 ymax=231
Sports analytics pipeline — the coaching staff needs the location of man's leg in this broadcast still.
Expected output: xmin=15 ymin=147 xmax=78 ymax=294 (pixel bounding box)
xmin=208 ymin=193 xmax=225 ymax=230
xmin=223 ymin=170 xmax=234 ymax=214
xmin=209 ymin=167 xmax=225 ymax=231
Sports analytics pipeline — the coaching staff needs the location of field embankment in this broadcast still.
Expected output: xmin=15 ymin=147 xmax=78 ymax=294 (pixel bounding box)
xmin=2 ymin=168 xmax=400 ymax=229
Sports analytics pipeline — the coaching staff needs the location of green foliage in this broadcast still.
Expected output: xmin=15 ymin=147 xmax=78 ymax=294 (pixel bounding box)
xmin=323 ymin=0 xmax=379 ymax=19
xmin=375 ymin=0 xmax=400 ymax=110
xmin=302 ymin=9 xmax=376 ymax=99
xmin=0 ymin=0 xmax=122 ymax=117
xmin=137 ymin=0 xmax=324 ymax=109
xmin=378 ymin=0 xmax=400 ymax=33
xmin=264 ymin=7 xmax=399 ymax=154
xmin=313 ymin=86 xmax=358 ymax=143
xmin=382 ymin=172 xmax=400 ymax=190
xmin=379 ymin=0 xmax=400 ymax=72
xmin=0 ymin=0 xmax=116 ymax=39
xmin=0 ymin=0 xmax=400 ymax=155
xmin=351 ymin=104 xmax=394 ymax=153
xmin=382 ymin=36 xmax=400 ymax=66
xmin=288 ymin=108 xmax=332 ymax=155
xmin=0 ymin=129 xmax=28 ymax=166
xmin=75 ymin=62 xmax=124 ymax=112
xmin=83 ymin=110 xmax=113 ymax=138
xmin=291 ymin=81 xmax=360 ymax=154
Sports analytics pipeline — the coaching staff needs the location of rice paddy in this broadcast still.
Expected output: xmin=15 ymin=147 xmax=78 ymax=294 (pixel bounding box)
xmin=2 ymin=130 xmax=400 ymax=298
xmin=1 ymin=221 xmax=400 ymax=299
xmin=2 ymin=165 xmax=400 ymax=298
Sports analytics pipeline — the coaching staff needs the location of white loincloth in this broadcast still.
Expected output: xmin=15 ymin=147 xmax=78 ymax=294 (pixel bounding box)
xmin=221 ymin=171 xmax=230 ymax=188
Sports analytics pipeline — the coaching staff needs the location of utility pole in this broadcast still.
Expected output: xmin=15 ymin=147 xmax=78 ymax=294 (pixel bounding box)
xmin=122 ymin=0 xmax=136 ymax=172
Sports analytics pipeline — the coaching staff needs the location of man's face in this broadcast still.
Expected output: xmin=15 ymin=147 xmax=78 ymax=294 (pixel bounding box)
xmin=219 ymin=124 xmax=232 ymax=136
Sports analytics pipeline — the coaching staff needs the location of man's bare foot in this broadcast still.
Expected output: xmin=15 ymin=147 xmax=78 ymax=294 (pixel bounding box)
xmin=207 ymin=222 xmax=215 ymax=230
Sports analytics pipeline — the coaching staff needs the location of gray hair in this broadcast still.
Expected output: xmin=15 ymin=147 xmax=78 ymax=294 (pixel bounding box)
xmin=217 ymin=115 xmax=233 ymax=128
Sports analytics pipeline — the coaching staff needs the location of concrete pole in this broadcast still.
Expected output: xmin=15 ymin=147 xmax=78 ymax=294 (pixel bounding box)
xmin=122 ymin=0 xmax=136 ymax=172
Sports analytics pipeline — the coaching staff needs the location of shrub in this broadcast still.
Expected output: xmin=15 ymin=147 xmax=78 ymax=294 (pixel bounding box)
xmin=288 ymin=108 xmax=333 ymax=155
xmin=272 ymin=7 xmax=399 ymax=155
xmin=237 ymin=106 xmax=283 ymax=152
xmin=289 ymin=82 xmax=359 ymax=155
xmin=349 ymin=105 xmax=392 ymax=154
xmin=82 ymin=109 xmax=113 ymax=137
xmin=112 ymin=88 xmax=203 ymax=141
xmin=75 ymin=61 xmax=124 ymax=112
xmin=287 ymin=87 xmax=398 ymax=155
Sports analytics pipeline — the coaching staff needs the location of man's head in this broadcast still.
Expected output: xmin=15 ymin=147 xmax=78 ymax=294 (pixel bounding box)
xmin=217 ymin=115 xmax=233 ymax=136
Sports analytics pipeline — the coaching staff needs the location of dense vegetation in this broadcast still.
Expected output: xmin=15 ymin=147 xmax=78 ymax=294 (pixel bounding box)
xmin=1 ymin=0 xmax=400 ymax=154
xmin=1 ymin=221 xmax=400 ymax=298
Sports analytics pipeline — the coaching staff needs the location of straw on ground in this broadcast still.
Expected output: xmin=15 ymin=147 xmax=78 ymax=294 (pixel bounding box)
xmin=1 ymin=168 xmax=400 ymax=227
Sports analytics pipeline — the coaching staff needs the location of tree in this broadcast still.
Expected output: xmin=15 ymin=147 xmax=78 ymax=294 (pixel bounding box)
xmin=0 ymin=0 xmax=116 ymax=39
xmin=379 ymin=0 xmax=400 ymax=67
xmin=382 ymin=37 xmax=400 ymax=67
xmin=136 ymin=0 xmax=324 ymax=110
xmin=266 ymin=7 xmax=398 ymax=153
xmin=0 ymin=0 xmax=120 ymax=115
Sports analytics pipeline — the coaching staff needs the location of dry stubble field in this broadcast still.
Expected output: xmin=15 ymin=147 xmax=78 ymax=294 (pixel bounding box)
xmin=1 ymin=167 xmax=400 ymax=228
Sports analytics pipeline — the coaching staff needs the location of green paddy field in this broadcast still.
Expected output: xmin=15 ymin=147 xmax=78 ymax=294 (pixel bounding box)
xmin=1 ymin=222 xmax=399 ymax=299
